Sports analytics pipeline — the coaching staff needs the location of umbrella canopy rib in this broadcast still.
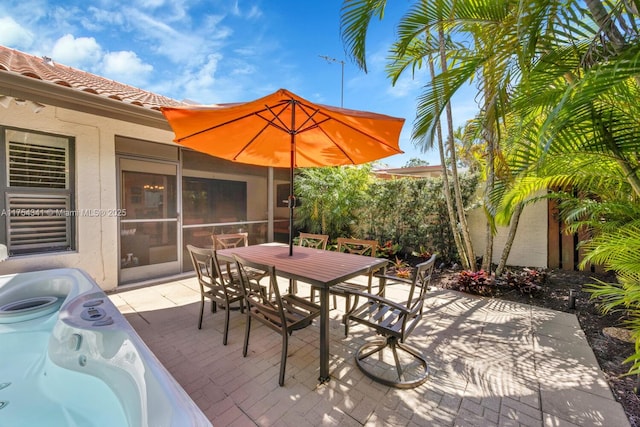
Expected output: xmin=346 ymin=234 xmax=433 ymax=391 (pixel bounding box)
xmin=232 ymin=119 xmax=273 ymax=162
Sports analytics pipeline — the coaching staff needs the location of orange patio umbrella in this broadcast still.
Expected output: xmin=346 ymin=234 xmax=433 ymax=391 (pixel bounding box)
xmin=161 ymin=88 xmax=404 ymax=255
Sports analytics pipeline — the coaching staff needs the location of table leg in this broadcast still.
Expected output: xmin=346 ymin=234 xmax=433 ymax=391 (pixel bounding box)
xmin=318 ymin=286 xmax=330 ymax=383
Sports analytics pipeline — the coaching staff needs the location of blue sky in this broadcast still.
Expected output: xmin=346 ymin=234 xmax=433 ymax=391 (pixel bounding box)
xmin=0 ymin=0 xmax=478 ymax=167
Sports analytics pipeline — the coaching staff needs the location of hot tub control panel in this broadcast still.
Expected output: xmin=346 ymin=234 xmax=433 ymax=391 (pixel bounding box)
xmin=79 ymin=298 xmax=114 ymax=326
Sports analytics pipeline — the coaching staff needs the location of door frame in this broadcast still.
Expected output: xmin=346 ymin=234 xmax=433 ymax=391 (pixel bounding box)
xmin=117 ymin=155 xmax=182 ymax=284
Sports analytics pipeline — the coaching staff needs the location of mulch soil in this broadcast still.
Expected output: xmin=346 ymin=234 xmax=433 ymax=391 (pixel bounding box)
xmin=433 ymin=268 xmax=640 ymax=427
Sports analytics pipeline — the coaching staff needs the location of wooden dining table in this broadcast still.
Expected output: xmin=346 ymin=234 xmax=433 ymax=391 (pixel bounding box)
xmin=215 ymin=243 xmax=388 ymax=383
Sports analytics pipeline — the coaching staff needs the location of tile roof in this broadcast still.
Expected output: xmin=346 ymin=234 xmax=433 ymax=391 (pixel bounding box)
xmin=0 ymin=45 xmax=186 ymax=111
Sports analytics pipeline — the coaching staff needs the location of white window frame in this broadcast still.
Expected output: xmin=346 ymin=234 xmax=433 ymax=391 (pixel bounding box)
xmin=1 ymin=127 xmax=75 ymax=256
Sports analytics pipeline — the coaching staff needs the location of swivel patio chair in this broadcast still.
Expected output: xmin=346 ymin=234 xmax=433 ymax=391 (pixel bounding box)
xmin=345 ymin=253 xmax=437 ymax=388
xmin=187 ymin=244 xmax=245 ymax=345
xmin=233 ymin=254 xmax=321 ymax=386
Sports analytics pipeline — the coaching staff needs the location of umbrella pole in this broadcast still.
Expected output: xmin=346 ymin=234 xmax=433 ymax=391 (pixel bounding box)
xmin=288 ymin=158 xmax=294 ymax=256
xmin=288 ymin=103 xmax=296 ymax=256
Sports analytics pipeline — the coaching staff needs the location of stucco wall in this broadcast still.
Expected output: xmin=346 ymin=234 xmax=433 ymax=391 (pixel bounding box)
xmin=0 ymin=101 xmax=175 ymax=291
xmin=467 ymin=196 xmax=548 ymax=269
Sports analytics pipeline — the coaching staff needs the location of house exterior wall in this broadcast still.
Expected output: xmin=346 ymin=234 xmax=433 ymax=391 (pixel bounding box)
xmin=0 ymin=101 xmax=175 ymax=291
xmin=467 ymin=196 xmax=548 ymax=269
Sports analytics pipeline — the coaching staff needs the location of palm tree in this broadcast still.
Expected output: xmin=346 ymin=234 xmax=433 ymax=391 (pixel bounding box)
xmin=341 ymin=0 xmax=480 ymax=269
xmin=497 ymin=1 xmax=640 ymax=374
xmin=342 ymin=0 xmax=529 ymax=271
xmin=341 ymin=0 xmax=640 ymax=373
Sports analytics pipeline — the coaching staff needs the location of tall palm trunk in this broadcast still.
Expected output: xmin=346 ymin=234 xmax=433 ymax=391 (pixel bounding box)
xmin=438 ymin=27 xmax=476 ymax=270
xmin=495 ymin=202 xmax=524 ymax=276
xmin=481 ymin=110 xmax=495 ymax=272
xmin=428 ymin=53 xmax=467 ymax=269
xmin=585 ymin=0 xmax=627 ymax=52
xmin=480 ymin=54 xmax=499 ymax=273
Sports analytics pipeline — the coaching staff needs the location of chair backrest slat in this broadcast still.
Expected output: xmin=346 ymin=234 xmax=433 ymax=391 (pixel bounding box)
xmin=406 ymin=253 xmax=437 ymax=311
xmin=233 ymin=254 xmax=286 ymax=328
xmin=336 ymin=238 xmax=377 ymax=257
xmin=187 ymin=244 xmax=233 ymax=296
xmin=212 ymin=232 xmax=249 ymax=250
xmin=298 ymin=232 xmax=329 ymax=250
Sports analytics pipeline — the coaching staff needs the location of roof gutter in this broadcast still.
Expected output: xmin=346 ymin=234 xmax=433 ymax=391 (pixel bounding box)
xmin=0 ymin=71 xmax=171 ymax=130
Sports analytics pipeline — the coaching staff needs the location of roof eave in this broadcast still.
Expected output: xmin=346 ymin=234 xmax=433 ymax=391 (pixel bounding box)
xmin=0 ymin=71 xmax=171 ymax=130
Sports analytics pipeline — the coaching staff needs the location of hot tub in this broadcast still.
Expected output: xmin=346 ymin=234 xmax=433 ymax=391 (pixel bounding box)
xmin=0 ymin=268 xmax=211 ymax=427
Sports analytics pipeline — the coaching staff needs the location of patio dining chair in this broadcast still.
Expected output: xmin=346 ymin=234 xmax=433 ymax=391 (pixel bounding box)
xmin=186 ymin=244 xmax=245 ymax=345
xmin=315 ymin=238 xmax=379 ymax=312
xmin=212 ymin=232 xmax=249 ymax=250
xmin=298 ymin=232 xmax=329 ymax=250
xmin=212 ymin=232 xmax=269 ymax=295
xmin=344 ymin=253 xmax=436 ymax=388
xmin=291 ymin=232 xmax=329 ymax=295
xmin=233 ymin=254 xmax=321 ymax=386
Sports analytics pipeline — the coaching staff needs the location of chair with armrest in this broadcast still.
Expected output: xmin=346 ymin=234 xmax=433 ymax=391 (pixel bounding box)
xmin=186 ymin=244 xmax=245 ymax=345
xmin=344 ymin=253 xmax=437 ymax=388
xmin=233 ymin=254 xmax=321 ymax=386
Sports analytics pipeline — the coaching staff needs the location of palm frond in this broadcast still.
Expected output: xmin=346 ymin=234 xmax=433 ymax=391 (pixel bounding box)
xmin=340 ymin=0 xmax=388 ymax=72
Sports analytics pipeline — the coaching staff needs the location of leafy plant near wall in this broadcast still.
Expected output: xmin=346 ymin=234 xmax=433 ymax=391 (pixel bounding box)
xmin=500 ymin=268 xmax=546 ymax=295
xmin=456 ymin=269 xmax=495 ymax=296
xmin=293 ymin=166 xmax=479 ymax=266
xmin=294 ymin=165 xmax=372 ymax=238
xmin=378 ymin=240 xmax=401 ymax=259
xmin=358 ymin=174 xmax=478 ymax=265
xmin=567 ymin=198 xmax=640 ymax=377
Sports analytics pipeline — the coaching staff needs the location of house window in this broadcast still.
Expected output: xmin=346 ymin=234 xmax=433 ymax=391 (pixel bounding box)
xmin=183 ymin=177 xmax=247 ymax=225
xmin=1 ymin=128 xmax=75 ymax=256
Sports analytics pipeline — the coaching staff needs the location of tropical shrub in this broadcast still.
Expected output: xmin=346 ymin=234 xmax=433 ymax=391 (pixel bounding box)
xmin=500 ymin=268 xmax=546 ymax=295
xmin=455 ymin=269 xmax=495 ymax=296
xmin=294 ymin=165 xmax=372 ymax=238
xmin=294 ymin=166 xmax=478 ymax=266
xmin=378 ymin=240 xmax=401 ymax=259
xmin=357 ymin=173 xmax=478 ymax=265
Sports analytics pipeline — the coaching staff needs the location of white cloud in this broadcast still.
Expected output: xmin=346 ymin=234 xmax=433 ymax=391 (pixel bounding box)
xmin=121 ymin=7 xmax=215 ymax=65
xmin=386 ymin=73 xmax=423 ymax=98
xmin=82 ymin=6 xmax=124 ymax=32
xmin=246 ymin=5 xmax=262 ymax=19
xmin=230 ymin=1 xmax=262 ymax=19
xmin=181 ymin=53 xmax=221 ymax=101
xmin=0 ymin=16 xmax=34 ymax=49
xmin=50 ymin=34 xmax=102 ymax=68
xmin=138 ymin=0 xmax=165 ymax=8
xmin=100 ymin=51 xmax=153 ymax=87
xmin=230 ymin=63 xmax=255 ymax=76
xmin=231 ymin=0 xmax=241 ymax=16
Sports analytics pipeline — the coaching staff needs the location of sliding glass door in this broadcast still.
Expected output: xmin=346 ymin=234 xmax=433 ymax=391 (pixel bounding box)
xmin=118 ymin=157 xmax=179 ymax=284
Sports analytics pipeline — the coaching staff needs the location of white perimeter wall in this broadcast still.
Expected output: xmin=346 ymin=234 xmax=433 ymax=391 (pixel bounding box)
xmin=467 ymin=196 xmax=548 ymax=269
xmin=0 ymin=101 xmax=175 ymax=291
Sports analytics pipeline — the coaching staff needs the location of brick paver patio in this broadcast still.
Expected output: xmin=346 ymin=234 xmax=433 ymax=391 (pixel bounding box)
xmin=109 ymin=276 xmax=629 ymax=426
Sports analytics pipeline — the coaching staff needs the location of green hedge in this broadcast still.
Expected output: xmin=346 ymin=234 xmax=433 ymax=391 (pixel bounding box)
xmin=294 ymin=166 xmax=479 ymax=265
